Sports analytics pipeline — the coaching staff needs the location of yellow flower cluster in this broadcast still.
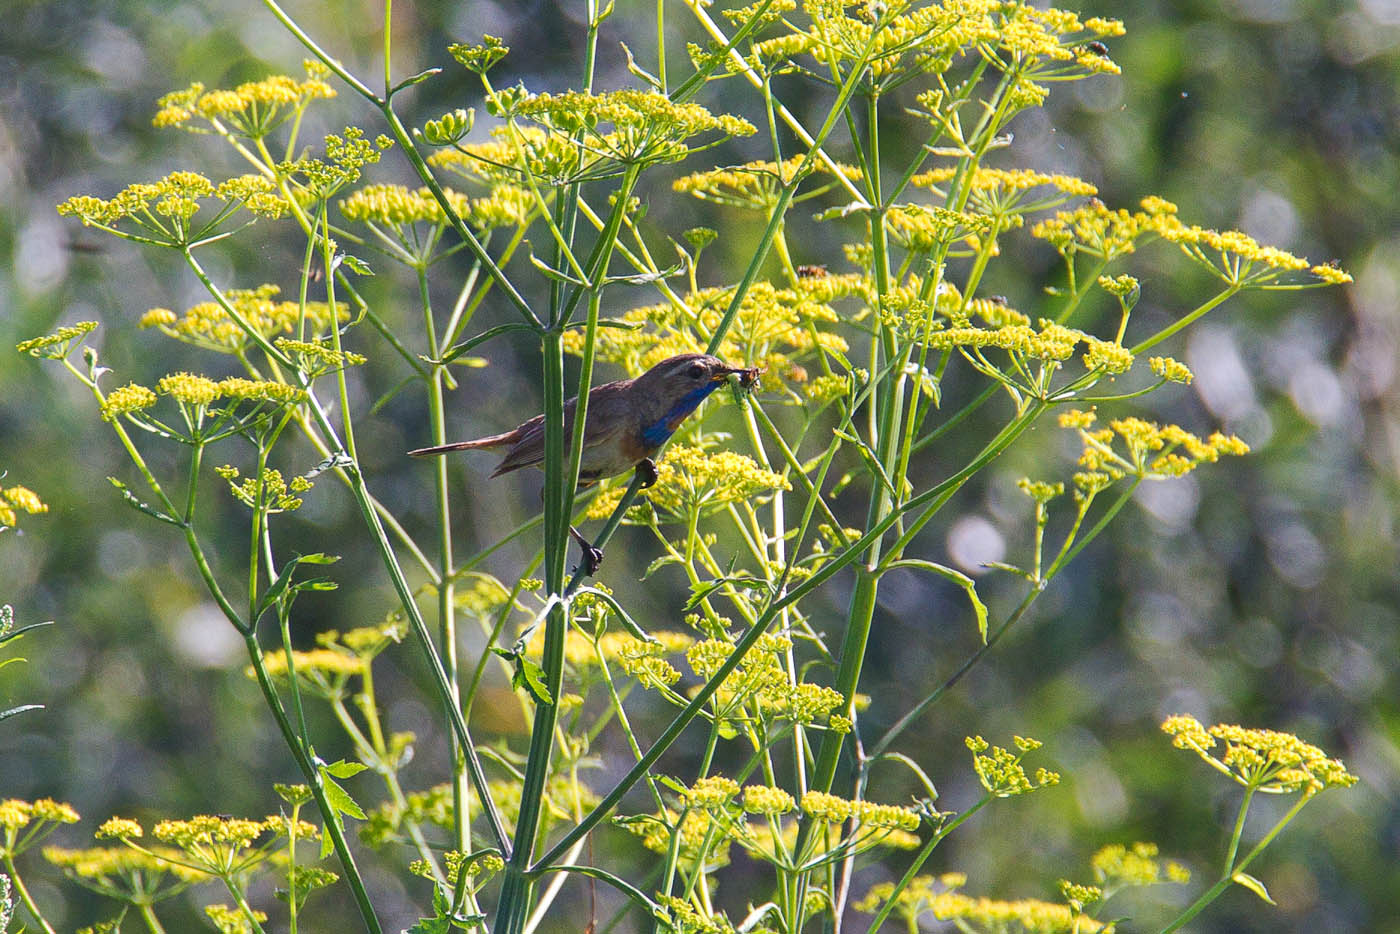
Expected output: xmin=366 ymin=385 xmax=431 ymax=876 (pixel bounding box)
xmin=150 ymin=814 xmax=276 ymax=850
xmin=153 ymin=61 xmax=335 ymax=138
xmin=340 ymin=183 xmax=471 ymax=226
xmin=586 ymin=445 xmax=790 ymax=521
xmin=853 ymin=872 xmax=966 ymax=917
xmin=1059 ymin=409 xmax=1249 ymax=480
xmin=1162 ymin=714 xmax=1357 ymax=795
xmin=43 ymin=843 xmax=209 ymax=883
xmin=800 ymin=791 xmax=920 ymax=831
xmin=0 ymin=798 xmax=80 ymax=833
xmin=514 ymin=88 xmax=755 ymax=146
xmin=885 ymin=203 xmax=995 ymax=253
xmin=215 ymin=465 xmax=314 ymax=513
xmin=566 ymin=279 xmax=855 ymax=396
xmin=966 ymin=735 xmax=1059 ymax=797
xmin=1161 ymin=221 xmax=1353 ymax=287
xmin=57 ymin=171 xmax=289 ymax=233
xmin=673 ymin=156 xmax=861 ymax=211
xmin=139 ymin=284 xmax=347 ymax=354
xmin=1090 ymin=842 xmax=1190 ymax=887
xmin=15 ymin=321 xmax=98 ymax=358
xmin=683 ymin=776 xmax=741 ymax=810
xmin=100 ymin=375 xmax=303 ymax=422
xmin=1149 ymin=355 xmax=1193 ymax=384
xmin=254 ymin=648 xmax=364 ymax=684
xmin=429 ymin=126 xmax=585 ymax=186
xmin=611 ymin=633 xmax=693 ymax=690
xmin=339 ymin=182 xmax=531 ymax=231
xmin=274 ymin=337 xmax=367 ymax=374
xmin=0 ymin=485 xmax=47 ymax=529
xmin=654 ymin=894 xmax=736 ymax=934
xmin=409 ymin=849 xmax=505 ymax=886
xmin=741 ymin=785 xmax=796 ymax=815
xmin=912 ymin=166 xmax=1098 ymax=199
xmin=289 ymin=127 xmax=394 ymax=198
xmin=926 ymin=317 xmax=1084 ymax=362
xmin=158 ymin=372 xmax=221 ymax=406
xmin=929 ymin=892 xmax=1109 ymax=933
xmin=1031 ymin=196 xmax=1179 ymax=261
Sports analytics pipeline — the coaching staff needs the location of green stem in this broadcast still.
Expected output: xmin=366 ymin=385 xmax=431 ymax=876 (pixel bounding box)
xmin=1160 ymin=793 xmax=1313 ymax=934
xmin=242 ymin=634 xmax=384 ymax=934
xmin=1130 ymin=285 xmax=1240 ymax=354
xmin=2 ymin=856 xmax=56 ymax=934
xmin=139 ymin=903 xmax=168 ymax=934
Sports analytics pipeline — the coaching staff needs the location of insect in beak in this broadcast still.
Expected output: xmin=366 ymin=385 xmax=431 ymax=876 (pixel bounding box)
xmin=717 ymin=364 xmax=763 ymax=389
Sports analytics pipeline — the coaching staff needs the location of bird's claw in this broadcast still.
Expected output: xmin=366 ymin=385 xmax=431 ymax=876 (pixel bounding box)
xmin=578 ymin=544 xmax=604 ymax=577
xmin=570 ymin=524 xmax=605 ymax=577
xmin=635 ymin=458 xmax=659 ymax=489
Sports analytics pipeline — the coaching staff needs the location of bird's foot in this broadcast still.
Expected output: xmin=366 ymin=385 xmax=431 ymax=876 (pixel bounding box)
xmin=569 ymin=525 xmax=604 ymax=577
xmin=635 ymin=457 xmax=659 ymax=489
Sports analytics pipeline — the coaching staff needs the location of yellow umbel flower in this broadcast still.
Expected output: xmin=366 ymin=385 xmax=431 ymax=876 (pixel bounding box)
xmin=16 ymin=321 xmax=98 ymax=358
xmin=586 ymin=445 xmax=790 ymax=521
xmin=1163 ymin=714 xmax=1357 ymax=795
xmin=966 ymin=735 xmax=1059 ymax=797
xmin=158 ymin=372 xmax=222 ymax=406
xmin=673 ymin=155 xmax=861 ymax=212
xmin=154 ymin=61 xmax=335 ymax=139
xmin=139 ymin=284 xmax=348 ymax=354
xmin=0 ymin=486 xmax=48 ymax=531
xmin=1090 ymin=841 xmax=1190 ymax=887
xmin=99 ymin=383 xmax=158 ymax=421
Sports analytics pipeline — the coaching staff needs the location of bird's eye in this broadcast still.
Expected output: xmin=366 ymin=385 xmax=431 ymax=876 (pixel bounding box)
xmin=687 ymin=363 xmax=706 ymax=380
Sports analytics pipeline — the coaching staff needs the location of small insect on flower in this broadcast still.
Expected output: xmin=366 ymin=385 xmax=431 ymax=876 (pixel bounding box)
xmin=1083 ymin=40 xmax=1110 ymax=56
xmin=796 ymin=264 xmax=828 ymax=278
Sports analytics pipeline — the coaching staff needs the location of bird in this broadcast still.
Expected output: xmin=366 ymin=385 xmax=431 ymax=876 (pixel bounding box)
xmin=410 ymin=352 xmax=758 ymax=573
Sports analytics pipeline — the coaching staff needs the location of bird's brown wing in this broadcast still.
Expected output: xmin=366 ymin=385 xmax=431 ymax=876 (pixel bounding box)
xmin=489 ymin=384 xmax=634 ymax=478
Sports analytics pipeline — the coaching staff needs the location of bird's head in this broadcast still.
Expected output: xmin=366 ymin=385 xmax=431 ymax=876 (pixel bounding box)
xmin=630 ymin=354 xmax=758 ymax=447
xmin=633 ymin=353 xmax=750 ymax=406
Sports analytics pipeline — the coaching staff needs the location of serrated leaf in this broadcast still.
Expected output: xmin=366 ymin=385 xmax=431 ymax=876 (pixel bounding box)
xmin=319 ymin=771 xmax=366 ymax=820
xmin=1232 ymin=871 xmax=1275 ymax=905
xmin=406 ymin=916 xmax=451 ymax=934
xmin=512 ymin=655 xmax=553 ymax=706
xmin=323 ymin=759 xmax=369 ymax=779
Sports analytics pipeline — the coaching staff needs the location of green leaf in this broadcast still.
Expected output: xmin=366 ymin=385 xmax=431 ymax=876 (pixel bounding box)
xmin=107 ymin=477 xmax=181 ymax=526
xmin=323 ymin=759 xmax=369 ymax=779
xmin=337 ymin=254 xmax=374 ymax=276
xmin=641 ymin=553 xmax=682 ymax=580
xmin=1232 ymin=871 xmax=1275 ymax=905
xmin=882 ymin=559 xmax=989 ymax=642
xmin=512 ymin=655 xmax=553 ymax=706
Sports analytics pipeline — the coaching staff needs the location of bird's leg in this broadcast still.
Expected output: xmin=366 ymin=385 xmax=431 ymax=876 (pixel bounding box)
xmin=570 ymin=525 xmax=604 ymax=577
xmin=635 ymin=457 xmax=659 ymax=489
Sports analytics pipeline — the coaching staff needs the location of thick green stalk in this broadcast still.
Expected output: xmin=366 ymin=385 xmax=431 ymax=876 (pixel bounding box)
xmin=494 ymin=332 xmax=569 ymax=934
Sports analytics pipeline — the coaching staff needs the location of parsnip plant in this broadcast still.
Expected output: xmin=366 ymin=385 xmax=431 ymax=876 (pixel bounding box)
xmin=12 ymin=1 xmax=1356 ymax=932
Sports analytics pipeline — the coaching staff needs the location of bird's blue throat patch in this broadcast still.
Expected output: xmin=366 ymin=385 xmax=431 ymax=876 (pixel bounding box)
xmin=639 ymin=381 xmax=723 ymax=447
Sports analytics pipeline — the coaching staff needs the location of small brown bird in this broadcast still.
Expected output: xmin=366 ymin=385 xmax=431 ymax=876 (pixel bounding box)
xmin=411 ymin=353 xmax=757 ymax=571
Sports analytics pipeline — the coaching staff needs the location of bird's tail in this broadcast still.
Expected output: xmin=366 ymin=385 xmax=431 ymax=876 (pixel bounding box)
xmin=408 ymin=430 xmax=517 ymax=457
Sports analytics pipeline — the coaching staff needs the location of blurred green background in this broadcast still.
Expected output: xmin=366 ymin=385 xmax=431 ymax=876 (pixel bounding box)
xmin=2 ymin=1 xmax=1397 ymax=931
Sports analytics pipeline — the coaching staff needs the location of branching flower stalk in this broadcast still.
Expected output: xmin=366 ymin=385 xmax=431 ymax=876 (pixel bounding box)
xmin=32 ymin=2 xmax=1360 ymax=932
